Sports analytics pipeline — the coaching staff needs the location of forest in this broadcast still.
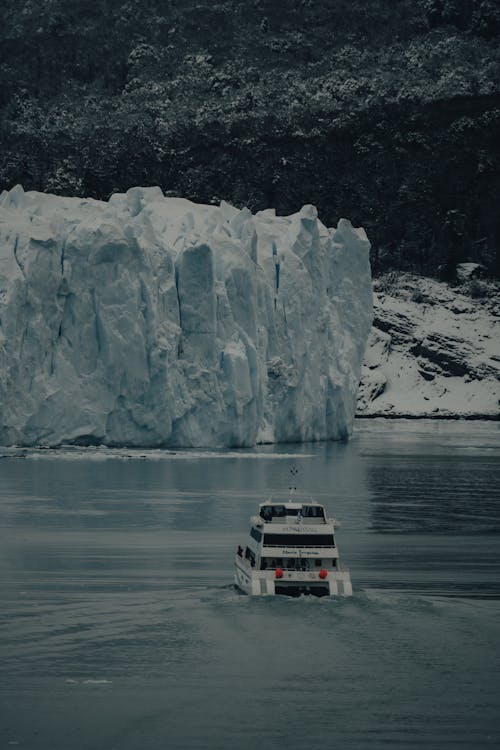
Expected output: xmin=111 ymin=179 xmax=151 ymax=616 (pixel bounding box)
xmin=1 ymin=0 xmax=499 ymax=277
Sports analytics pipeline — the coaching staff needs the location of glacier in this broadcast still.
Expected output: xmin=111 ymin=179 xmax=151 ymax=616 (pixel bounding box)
xmin=0 ymin=185 xmax=373 ymax=447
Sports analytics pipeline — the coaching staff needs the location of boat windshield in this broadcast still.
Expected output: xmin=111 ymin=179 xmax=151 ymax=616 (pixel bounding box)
xmin=259 ymin=505 xmax=325 ymax=521
xmin=260 ymin=505 xmax=286 ymax=520
xmin=301 ymin=505 xmax=325 ymax=519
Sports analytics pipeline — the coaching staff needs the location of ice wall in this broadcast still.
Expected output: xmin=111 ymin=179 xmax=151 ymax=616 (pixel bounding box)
xmin=0 ymin=185 xmax=372 ymax=447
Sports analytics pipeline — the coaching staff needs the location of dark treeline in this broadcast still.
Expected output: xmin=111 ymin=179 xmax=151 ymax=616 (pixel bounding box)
xmin=1 ymin=0 xmax=500 ymax=277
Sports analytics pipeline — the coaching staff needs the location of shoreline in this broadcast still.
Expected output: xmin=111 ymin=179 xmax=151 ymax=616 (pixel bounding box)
xmin=355 ymin=413 xmax=500 ymax=421
xmin=1 ymin=416 xmax=499 ymax=457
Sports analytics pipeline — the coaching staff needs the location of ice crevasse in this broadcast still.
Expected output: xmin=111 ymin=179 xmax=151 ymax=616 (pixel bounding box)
xmin=0 ymin=185 xmax=373 ymax=447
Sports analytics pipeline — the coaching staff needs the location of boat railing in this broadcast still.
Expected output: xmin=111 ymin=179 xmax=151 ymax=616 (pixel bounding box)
xmin=335 ymin=562 xmax=349 ymax=573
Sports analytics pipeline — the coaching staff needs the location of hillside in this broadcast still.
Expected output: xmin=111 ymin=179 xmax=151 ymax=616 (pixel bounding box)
xmin=358 ymin=272 xmax=500 ymax=418
xmin=1 ymin=0 xmax=500 ymax=276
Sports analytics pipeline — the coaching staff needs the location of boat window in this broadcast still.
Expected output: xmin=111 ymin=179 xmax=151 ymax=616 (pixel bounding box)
xmin=260 ymin=505 xmax=286 ymax=520
xmin=250 ymin=527 xmax=262 ymax=543
xmin=263 ymin=534 xmax=335 ymax=547
xmin=245 ymin=546 xmax=256 ymax=567
xmin=259 ymin=505 xmax=325 ymax=520
xmin=314 ymin=559 xmax=323 ymax=567
xmin=302 ymin=505 xmax=325 ymax=518
xmin=284 ymin=558 xmax=309 ymax=570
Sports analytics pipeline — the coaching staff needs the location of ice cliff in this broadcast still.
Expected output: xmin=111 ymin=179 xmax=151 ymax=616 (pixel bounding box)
xmin=0 ymin=185 xmax=373 ymax=447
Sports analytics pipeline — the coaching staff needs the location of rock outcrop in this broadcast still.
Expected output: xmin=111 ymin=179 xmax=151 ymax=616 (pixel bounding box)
xmin=358 ymin=274 xmax=500 ymax=419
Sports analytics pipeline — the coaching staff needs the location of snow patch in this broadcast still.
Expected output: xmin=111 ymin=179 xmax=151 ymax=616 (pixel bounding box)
xmin=358 ymin=274 xmax=500 ymax=419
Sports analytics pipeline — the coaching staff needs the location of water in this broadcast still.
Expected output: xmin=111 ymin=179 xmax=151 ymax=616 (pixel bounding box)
xmin=1 ymin=419 xmax=499 ymax=749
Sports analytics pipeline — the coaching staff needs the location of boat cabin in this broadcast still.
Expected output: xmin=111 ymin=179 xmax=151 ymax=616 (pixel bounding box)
xmin=236 ymin=500 xmax=338 ymax=573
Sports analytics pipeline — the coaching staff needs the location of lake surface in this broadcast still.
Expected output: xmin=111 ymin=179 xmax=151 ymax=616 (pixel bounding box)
xmin=1 ymin=419 xmax=499 ymax=749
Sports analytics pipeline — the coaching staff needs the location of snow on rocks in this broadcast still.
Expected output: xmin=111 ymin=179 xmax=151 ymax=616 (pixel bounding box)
xmin=357 ymin=273 xmax=500 ymax=419
xmin=0 ymin=185 xmax=373 ymax=447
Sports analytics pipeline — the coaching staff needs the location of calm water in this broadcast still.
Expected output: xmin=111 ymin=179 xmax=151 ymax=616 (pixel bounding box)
xmin=1 ymin=419 xmax=499 ymax=749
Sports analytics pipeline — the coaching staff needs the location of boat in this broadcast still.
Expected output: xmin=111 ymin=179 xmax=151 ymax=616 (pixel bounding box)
xmin=234 ymin=499 xmax=352 ymax=597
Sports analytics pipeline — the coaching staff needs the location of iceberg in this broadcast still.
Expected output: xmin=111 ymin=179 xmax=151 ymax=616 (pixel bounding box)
xmin=0 ymin=185 xmax=372 ymax=447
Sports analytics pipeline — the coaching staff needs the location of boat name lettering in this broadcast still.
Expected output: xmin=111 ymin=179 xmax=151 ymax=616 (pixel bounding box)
xmin=281 ymin=525 xmax=319 ymax=533
xmin=282 ymin=548 xmax=320 ymax=556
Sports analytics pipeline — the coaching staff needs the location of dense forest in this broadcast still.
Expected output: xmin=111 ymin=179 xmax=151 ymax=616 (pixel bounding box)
xmin=1 ymin=0 xmax=499 ymax=277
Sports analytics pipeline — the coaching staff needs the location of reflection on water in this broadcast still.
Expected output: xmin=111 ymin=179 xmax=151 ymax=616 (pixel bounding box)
xmin=368 ymin=456 xmax=500 ymax=534
xmin=0 ymin=419 xmax=499 ymax=749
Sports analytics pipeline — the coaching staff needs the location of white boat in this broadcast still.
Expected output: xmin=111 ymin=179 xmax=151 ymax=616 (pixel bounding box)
xmin=234 ymin=500 xmax=352 ymax=597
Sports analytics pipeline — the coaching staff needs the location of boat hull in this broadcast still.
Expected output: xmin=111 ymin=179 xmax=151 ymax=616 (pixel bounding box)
xmin=234 ymin=559 xmax=352 ymax=597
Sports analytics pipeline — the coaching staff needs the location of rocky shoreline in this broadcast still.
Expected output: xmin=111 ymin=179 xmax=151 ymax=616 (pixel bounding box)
xmin=357 ymin=273 xmax=500 ymax=420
